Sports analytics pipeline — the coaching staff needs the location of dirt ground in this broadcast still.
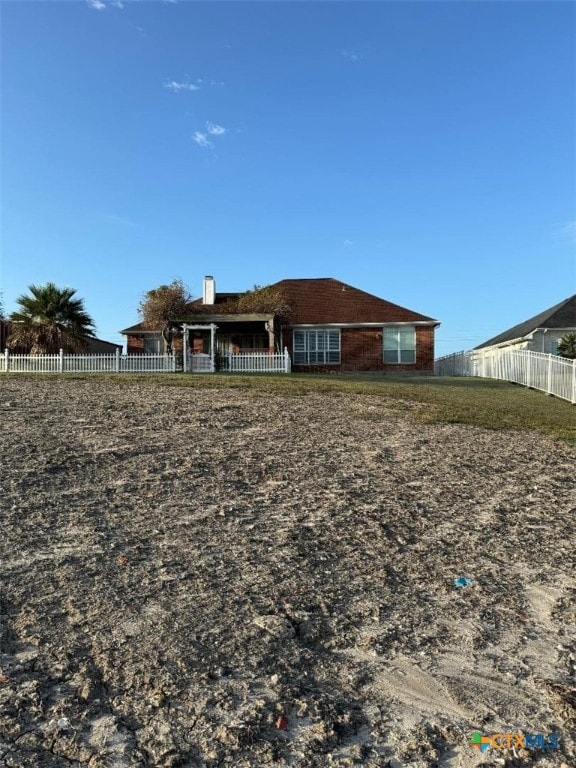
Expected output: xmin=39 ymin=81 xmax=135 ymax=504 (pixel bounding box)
xmin=0 ymin=378 xmax=574 ymax=768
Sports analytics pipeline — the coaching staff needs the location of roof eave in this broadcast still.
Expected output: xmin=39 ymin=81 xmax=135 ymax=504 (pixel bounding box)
xmin=172 ymin=313 xmax=274 ymax=323
xmin=475 ymin=335 xmax=528 ymax=350
xmin=288 ymin=320 xmax=440 ymax=328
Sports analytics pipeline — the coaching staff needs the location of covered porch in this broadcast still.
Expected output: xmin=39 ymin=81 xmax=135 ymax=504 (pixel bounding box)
xmin=175 ymin=314 xmax=289 ymax=373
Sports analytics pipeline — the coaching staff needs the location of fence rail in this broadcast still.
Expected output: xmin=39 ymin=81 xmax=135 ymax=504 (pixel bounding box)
xmin=0 ymin=349 xmax=177 ymax=374
xmin=435 ymin=348 xmax=576 ymax=404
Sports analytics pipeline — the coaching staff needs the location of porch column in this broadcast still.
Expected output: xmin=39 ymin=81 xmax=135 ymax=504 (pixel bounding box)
xmin=210 ymin=323 xmax=216 ymax=371
xmin=266 ymin=318 xmax=275 ymax=352
xmin=183 ymin=325 xmax=189 ymax=373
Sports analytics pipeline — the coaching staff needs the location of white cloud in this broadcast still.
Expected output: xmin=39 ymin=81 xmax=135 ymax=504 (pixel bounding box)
xmin=164 ymin=81 xmax=200 ymax=92
xmin=342 ymin=48 xmax=360 ymax=62
xmin=342 ymin=43 xmax=371 ymax=63
xmin=86 ymin=0 xmax=124 ymax=9
xmin=193 ymin=132 xmax=213 ymax=148
xmin=559 ymin=220 xmax=576 ymax=243
xmin=206 ymin=122 xmax=226 ymax=136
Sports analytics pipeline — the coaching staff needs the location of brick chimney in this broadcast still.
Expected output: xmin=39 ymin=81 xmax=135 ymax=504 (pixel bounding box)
xmin=203 ymin=275 xmax=215 ymax=305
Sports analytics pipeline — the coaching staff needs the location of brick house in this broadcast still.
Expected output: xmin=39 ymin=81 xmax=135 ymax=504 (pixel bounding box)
xmin=121 ymin=276 xmax=440 ymax=373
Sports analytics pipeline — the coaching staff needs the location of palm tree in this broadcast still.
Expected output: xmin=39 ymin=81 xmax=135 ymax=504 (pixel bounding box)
xmin=556 ymin=332 xmax=576 ymax=359
xmin=7 ymin=282 xmax=96 ymax=354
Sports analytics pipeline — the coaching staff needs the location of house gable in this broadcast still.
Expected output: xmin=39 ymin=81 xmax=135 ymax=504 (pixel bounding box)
xmin=475 ymin=295 xmax=576 ymax=349
xmin=272 ymin=278 xmax=437 ymax=325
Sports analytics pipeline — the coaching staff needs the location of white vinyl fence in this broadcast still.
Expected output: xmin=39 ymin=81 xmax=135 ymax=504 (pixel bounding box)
xmin=0 ymin=348 xmax=293 ymax=375
xmin=219 ymin=348 xmax=291 ymax=374
xmin=435 ymin=348 xmax=576 ymax=404
xmin=0 ymin=349 xmax=177 ymax=374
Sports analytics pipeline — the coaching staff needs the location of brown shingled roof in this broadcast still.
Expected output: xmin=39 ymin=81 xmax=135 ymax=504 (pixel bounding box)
xmin=119 ymin=321 xmax=153 ymax=334
xmin=121 ymin=279 xmax=438 ymax=333
xmin=271 ymin=278 xmax=438 ymax=325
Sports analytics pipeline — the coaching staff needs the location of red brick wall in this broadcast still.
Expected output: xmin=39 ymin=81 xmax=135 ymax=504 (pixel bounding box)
xmin=415 ymin=326 xmax=435 ymax=371
xmin=128 ymin=326 xmax=436 ymax=371
xmin=127 ymin=335 xmax=144 ymax=354
xmin=286 ymin=326 xmax=435 ymax=373
xmin=126 ymin=335 xmax=184 ymax=354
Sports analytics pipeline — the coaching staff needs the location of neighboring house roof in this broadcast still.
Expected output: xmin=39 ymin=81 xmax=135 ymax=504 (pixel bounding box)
xmin=85 ymin=337 xmax=122 ymax=353
xmin=0 ymin=321 xmax=121 ymax=352
xmin=475 ymin=295 xmax=576 ymax=349
xmin=120 ymin=321 xmax=157 ymax=334
xmin=121 ymin=278 xmax=439 ymax=332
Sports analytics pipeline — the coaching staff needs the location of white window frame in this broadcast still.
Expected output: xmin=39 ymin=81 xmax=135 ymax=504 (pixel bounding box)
xmin=383 ymin=326 xmax=416 ymax=364
xmin=293 ymin=328 xmax=341 ymax=365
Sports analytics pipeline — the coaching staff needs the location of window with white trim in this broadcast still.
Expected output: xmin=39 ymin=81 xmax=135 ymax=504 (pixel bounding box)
xmin=293 ymin=329 xmax=341 ymax=365
xmin=383 ymin=326 xmax=416 ymax=363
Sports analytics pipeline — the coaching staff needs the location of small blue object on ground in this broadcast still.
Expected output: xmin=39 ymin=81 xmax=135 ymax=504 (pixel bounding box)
xmin=454 ymin=577 xmax=474 ymax=588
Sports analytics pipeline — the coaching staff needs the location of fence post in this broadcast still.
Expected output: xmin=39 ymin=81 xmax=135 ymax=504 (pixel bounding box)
xmin=115 ymin=348 xmax=120 ymax=373
xmin=547 ymin=354 xmax=552 ymax=396
xmin=59 ymin=349 xmax=64 ymax=373
xmin=526 ymin=352 xmax=531 ymax=389
xmin=4 ymin=349 xmax=9 ymax=373
xmin=572 ymin=360 xmax=576 ymax=405
xmin=284 ymin=346 xmax=291 ymax=373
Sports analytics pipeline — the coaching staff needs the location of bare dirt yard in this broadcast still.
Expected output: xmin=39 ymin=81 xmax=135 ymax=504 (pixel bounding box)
xmin=0 ymin=377 xmax=574 ymax=768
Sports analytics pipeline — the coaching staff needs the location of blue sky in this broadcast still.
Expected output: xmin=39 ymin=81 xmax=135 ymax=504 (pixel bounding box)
xmin=1 ymin=0 xmax=574 ymax=356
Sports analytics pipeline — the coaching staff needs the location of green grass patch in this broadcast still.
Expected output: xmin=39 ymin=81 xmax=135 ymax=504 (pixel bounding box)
xmin=3 ymin=372 xmax=574 ymax=442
